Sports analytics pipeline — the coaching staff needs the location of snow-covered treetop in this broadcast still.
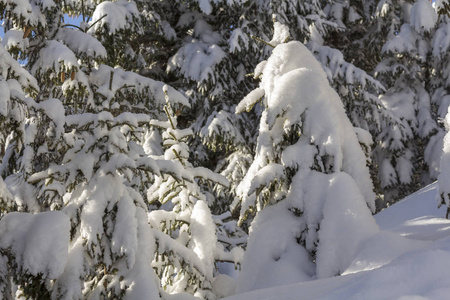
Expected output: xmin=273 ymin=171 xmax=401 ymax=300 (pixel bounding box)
xmin=235 ymin=39 xmax=376 ymax=221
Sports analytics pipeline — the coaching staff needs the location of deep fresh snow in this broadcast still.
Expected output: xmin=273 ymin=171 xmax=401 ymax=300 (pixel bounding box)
xmin=225 ymin=182 xmax=450 ymax=300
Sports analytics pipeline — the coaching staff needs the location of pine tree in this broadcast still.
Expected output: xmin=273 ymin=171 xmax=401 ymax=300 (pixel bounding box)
xmin=374 ymin=0 xmax=443 ymax=204
xmin=435 ymin=0 xmax=450 ymax=218
xmin=147 ymin=91 xmax=244 ymax=299
xmin=233 ymin=28 xmax=378 ymax=292
xmin=0 ymin=0 xmax=199 ymax=298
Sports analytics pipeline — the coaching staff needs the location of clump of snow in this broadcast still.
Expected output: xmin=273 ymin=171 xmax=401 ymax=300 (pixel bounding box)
xmin=196 ymin=0 xmax=213 ymax=14
xmin=410 ymin=0 xmax=437 ymax=33
xmin=167 ymin=17 xmax=226 ymax=84
xmin=235 ymin=39 xmax=378 ymax=294
xmin=190 ymin=200 xmax=216 ymax=281
xmin=228 ymin=28 xmax=249 ymax=53
xmin=120 ymin=207 xmax=160 ymax=300
xmin=212 ymin=274 xmax=236 ymax=298
xmin=0 ymin=43 xmax=38 ymax=90
xmin=316 ymin=173 xmax=380 ymax=278
xmin=0 ymin=211 xmax=70 ymax=279
xmin=236 ymin=200 xmax=315 ymax=293
xmin=1 ymin=29 xmax=29 ymax=52
xmin=381 ymin=24 xmax=417 ymax=55
xmin=56 ymin=27 xmax=107 ymax=59
xmin=269 ymin=22 xmax=290 ymax=47
xmin=235 ymin=88 xmax=264 ymax=114
xmin=31 ymin=40 xmax=79 ymax=77
xmin=88 ymin=64 xmax=189 ymax=108
xmin=88 ymin=0 xmax=141 ymax=34
xmin=167 ymin=40 xmax=226 ymax=82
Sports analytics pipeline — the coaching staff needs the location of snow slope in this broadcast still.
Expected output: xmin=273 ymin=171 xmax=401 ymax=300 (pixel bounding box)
xmin=225 ymin=182 xmax=450 ymax=300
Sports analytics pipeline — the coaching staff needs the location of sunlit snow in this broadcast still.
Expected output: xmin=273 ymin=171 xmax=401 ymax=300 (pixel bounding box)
xmin=225 ymin=183 xmax=450 ymax=300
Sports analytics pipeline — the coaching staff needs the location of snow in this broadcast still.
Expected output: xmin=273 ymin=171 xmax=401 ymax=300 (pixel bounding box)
xmin=0 ymin=43 xmax=38 ymax=90
xmin=381 ymin=24 xmax=417 ymax=55
xmin=56 ymin=27 xmax=107 ymax=59
xmin=89 ymin=65 xmax=189 ymax=107
xmin=120 ymin=207 xmax=160 ymax=300
xmin=88 ymin=0 xmax=140 ymax=34
xmin=1 ymin=29 xmax=29 ymax=52
xmin=226 ymin=183 xmax=450 ymax=300
xmin=228 ymin=28 xmax=249 ymax=53
xmin=409 ymin=0 xmax=437 ymax=33
xmin=197 ymin=0 xmax=213 ymax=14
xmin=167 ymin=16 xmax=225 ymax=83
xmin=190 ymin=200 xmax=216 ymax=280
xmin=0 ymin=78 xmax=10 ymax=117
xmin=247 ymin=163 xmax=285 ymax=196
xmin=167 ymin=41 xmax=226 ymax=82
xmin=0 ymin=211 xmax=70 ymax=279
xmin=235 ymin=88 xmax=265 ymax=114
xmin=269 ymin=22 xmax=290 ymax=47
xmin=31 ymin=40 xmax=80 ymax=76
xmin=316 ymin=173 xmax=380 ymax=279
xmin=236 ymin=200 xmax=315 ymax=293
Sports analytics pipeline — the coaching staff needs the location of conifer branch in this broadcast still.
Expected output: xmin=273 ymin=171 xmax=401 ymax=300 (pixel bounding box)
xmin=86 ymin=14 xmax=108 ymax=32
xmin=109 ymin=71 xmax=114 ymax=90
xmin=251 ymin=35 xmax=275 ymax=48
xmin=61 ymin=24 xmax=84 ymax=31
xmin=164 ymin=105 xmax=176 ymax=130
xmin=172 ymin=148 xmax=185 ymax=166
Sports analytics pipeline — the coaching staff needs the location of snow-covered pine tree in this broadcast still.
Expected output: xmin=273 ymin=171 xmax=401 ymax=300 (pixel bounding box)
xmin=42 ymin=69 xmax=192 ymax=298
xmin=226 ymin=1 xmax=393 ymax=209
xmin=430 ymin=1 xmax=450 ymax=180
xmin=0 ymin=0 xmax=111 ymax=213
xmin=0 ymin=1 xmax=81 ymax=296
xmin=131 ymin=1 xmax=264 ymax=214
xmin=435 ymin=1 xmax=450 ymax=218
xmin=0 ymin=0 xmax=204 ymax=298
xmin=147 ymin=90 xmax=244 ymax=299
xmin=140 ymin=0 xmax=385 ymax=214
xmin=233 ymin=32 xmax=379 ymax=292
xmin=374 ymin=0 xmax=442 ymax=204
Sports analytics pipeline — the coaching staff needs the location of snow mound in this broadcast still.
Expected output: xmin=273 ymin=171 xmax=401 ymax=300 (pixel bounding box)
xmin=0 ymin=211 xmax=70 ymax=279
xmin=226 ymin=183 xmax=450 ymax=300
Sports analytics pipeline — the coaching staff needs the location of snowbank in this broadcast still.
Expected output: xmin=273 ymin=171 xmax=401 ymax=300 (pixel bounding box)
xmin=225 ymin=183 xmax=450 ymax=300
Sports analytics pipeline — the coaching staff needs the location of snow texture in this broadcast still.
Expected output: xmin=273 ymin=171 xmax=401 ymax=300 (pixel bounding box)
xmin=410 ymin=0 xmax=437 ymax=33
xmin=0 ymin=211 xmax=70 ymax=279
xmin=0 ymin=43 xmax=38 ymax=90
xmin=31 ymin=40 xmax=80 ymax=76
xmin=190 ymin=200 xmax=216 ymax=281
xmin=316 ymin=173 xmax=380 ymax=279
xmin=236 ymin=200 xmax=315 ymax=293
